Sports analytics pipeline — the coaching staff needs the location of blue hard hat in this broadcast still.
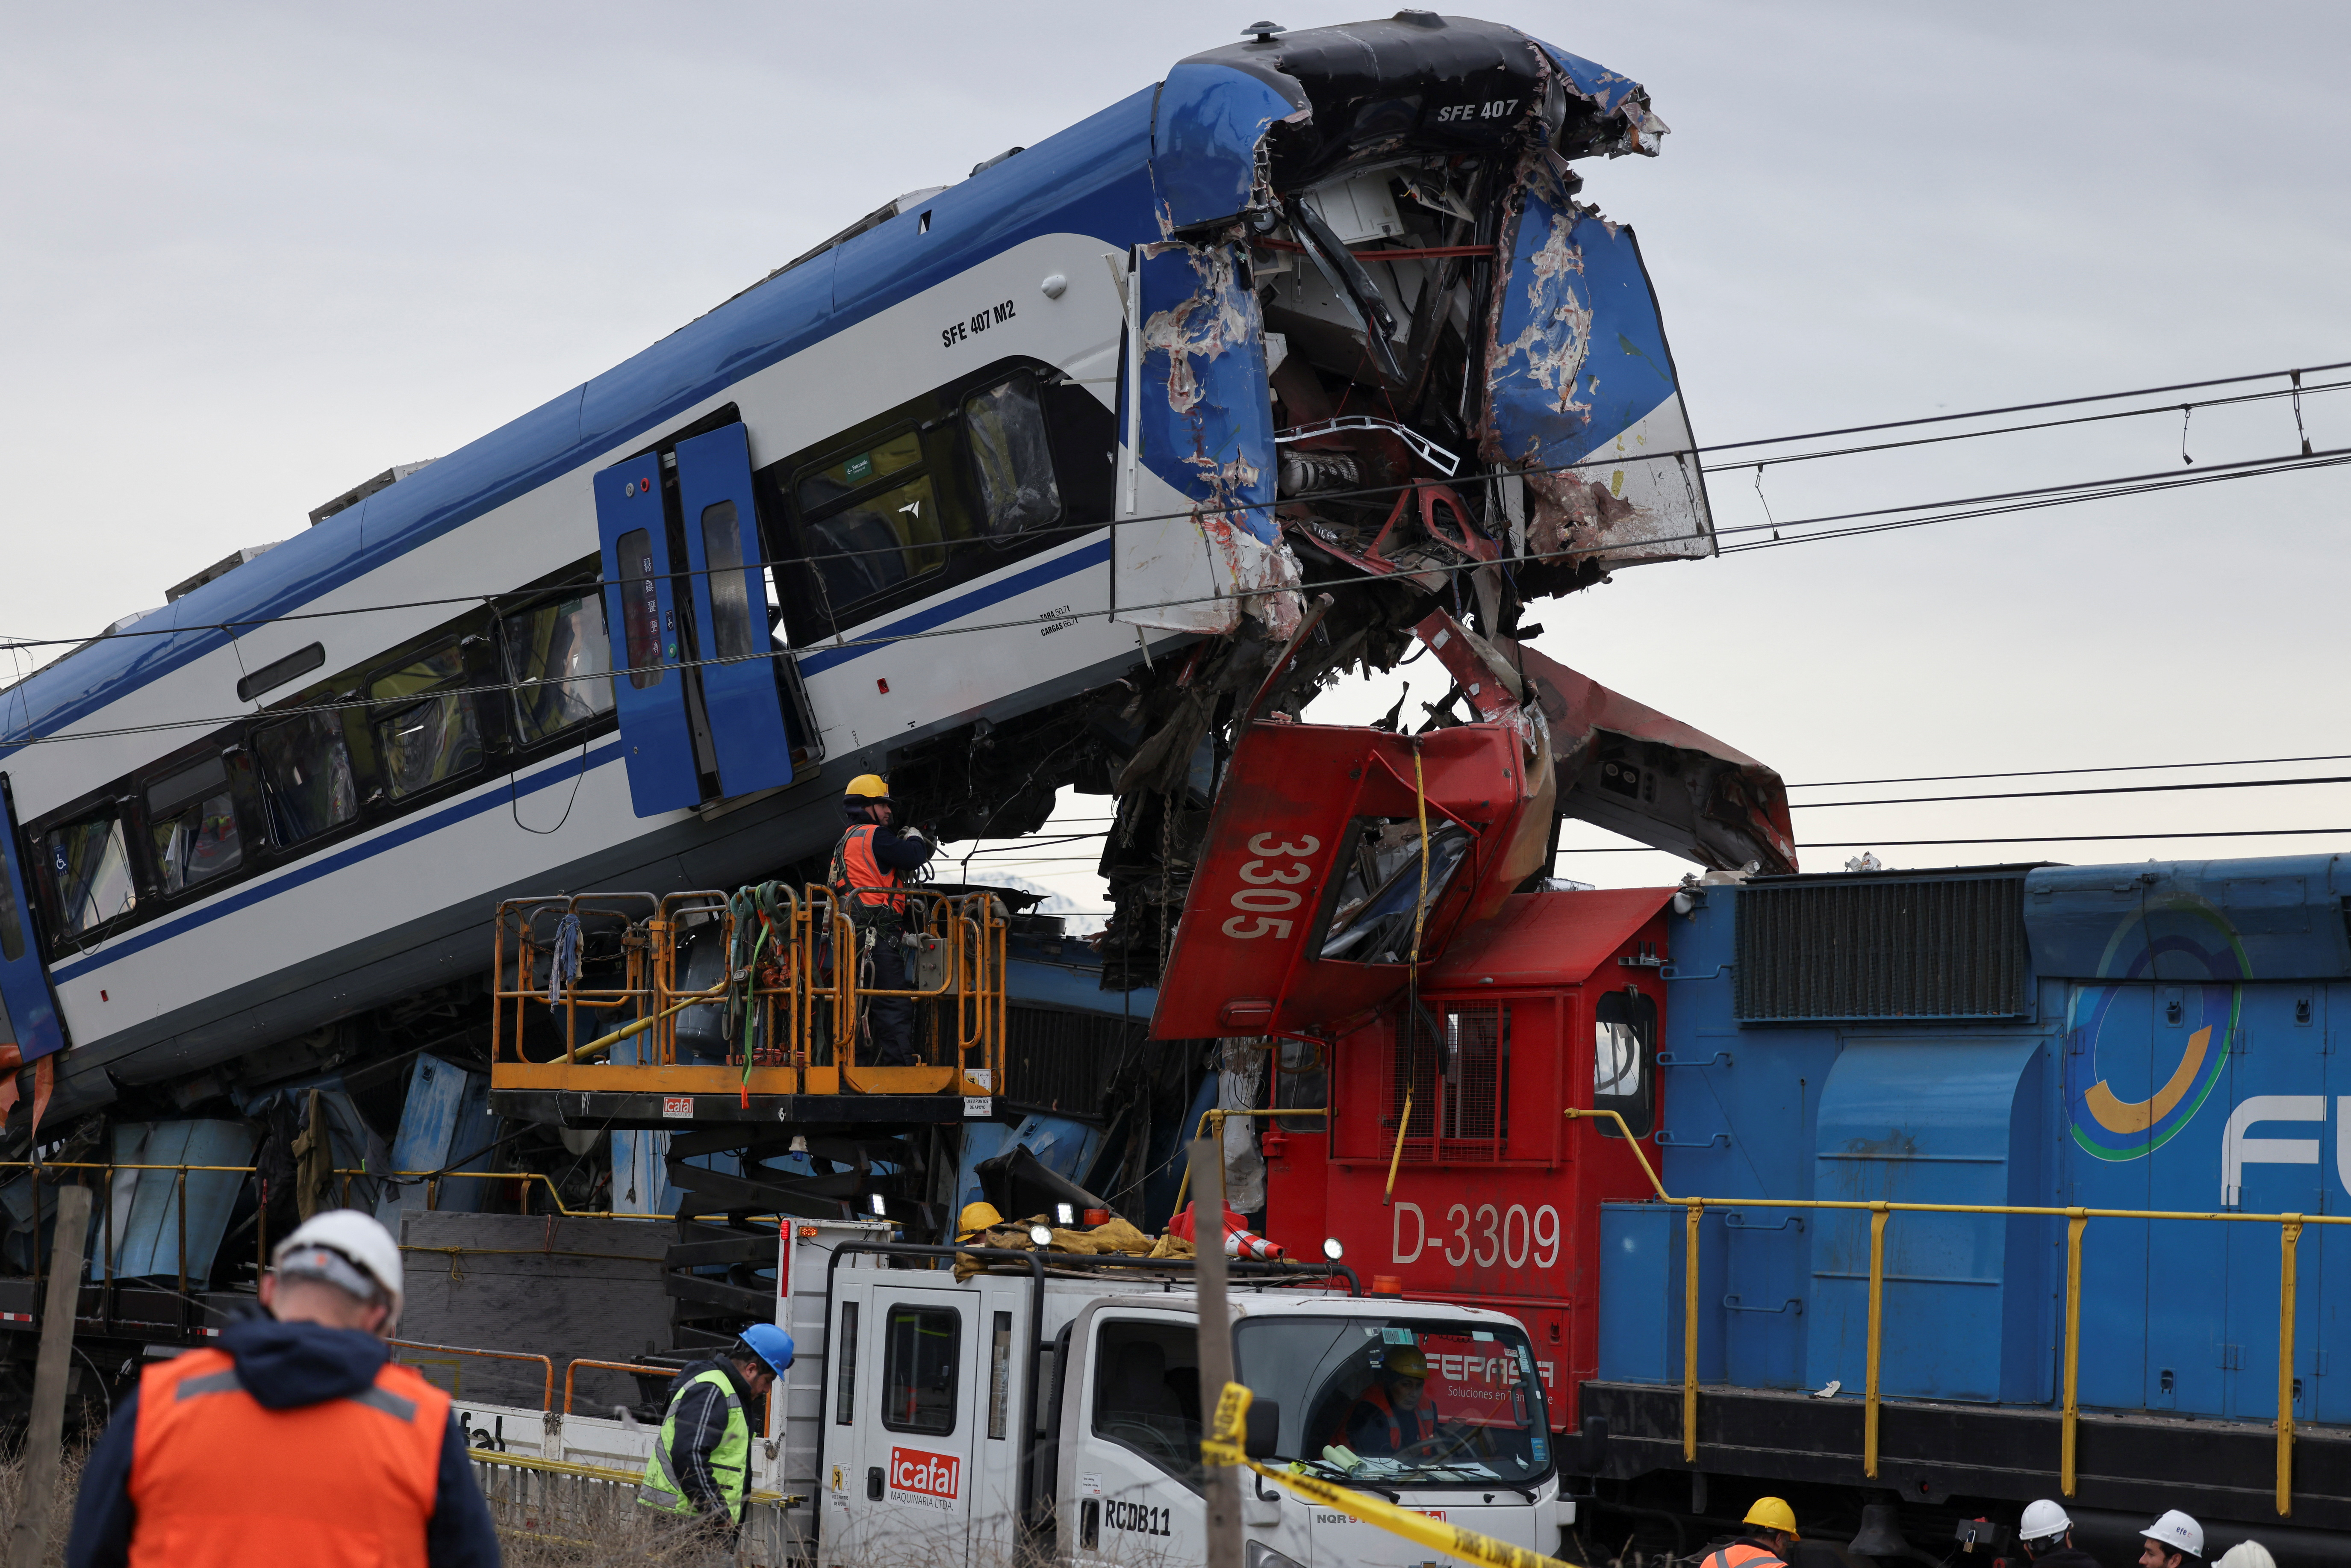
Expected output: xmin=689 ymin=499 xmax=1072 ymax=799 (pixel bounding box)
xmin=739 ymin=1323 xmax=795 ymax=1374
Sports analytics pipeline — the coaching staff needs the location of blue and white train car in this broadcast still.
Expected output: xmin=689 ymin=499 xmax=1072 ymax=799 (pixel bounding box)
xmin=0 ymin=14 xmax=1712 ymax=1133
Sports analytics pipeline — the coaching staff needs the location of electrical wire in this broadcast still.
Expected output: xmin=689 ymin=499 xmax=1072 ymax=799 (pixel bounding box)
xmin=1788 ymin=772 xmax=2351 ymax=810
xmin=5 ymin=357 xmax=2346 ymax=655
xmin=1555 ymin=827 xmax=2351 ymax=855
xmin=8 ymin=440 xmax=2337 ymax=754
xmin=1790 ymin=752 xmax=2351 ymax=789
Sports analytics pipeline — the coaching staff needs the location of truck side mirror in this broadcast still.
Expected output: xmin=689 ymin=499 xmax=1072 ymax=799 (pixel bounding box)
xmin=1575 ymin=1415 xmax=1610 ymax=1474
xmin=1245 ymin=1399 xmax=1282 ymax=1460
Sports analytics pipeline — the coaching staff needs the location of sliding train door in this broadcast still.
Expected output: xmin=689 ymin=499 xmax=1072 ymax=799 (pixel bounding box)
xmin=0 ymin=774 xmax=68 ymax=1068
xmin=675 ymin=424 xmax=811 ymax=799
xmin=594 ymin=455 xmax=703 ymax=816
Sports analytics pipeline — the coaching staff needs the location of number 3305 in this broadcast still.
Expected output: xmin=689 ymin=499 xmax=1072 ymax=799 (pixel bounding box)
xmin=1222 ymin=833 xmax=1320 ymax=939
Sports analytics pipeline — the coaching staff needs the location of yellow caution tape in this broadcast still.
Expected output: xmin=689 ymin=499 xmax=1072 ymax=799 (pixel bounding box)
xmin=1202 ymin=1382 xmax=1580 ymax=1568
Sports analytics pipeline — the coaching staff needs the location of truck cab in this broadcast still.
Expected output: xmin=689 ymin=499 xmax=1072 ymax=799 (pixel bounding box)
xmin=815 ymin=1243 xmax=1569 ymax=1568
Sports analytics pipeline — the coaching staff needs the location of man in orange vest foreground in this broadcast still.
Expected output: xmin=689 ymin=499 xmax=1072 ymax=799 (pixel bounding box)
xmin=1702 ymin=1497 xmax=1801 ymax=1568
xmin=828 ymin=773 xmax=935 ymax=1066
xmin=1341 ymin=1346 xmax=1443 ymax=1456
xmin=67 ymin=1208 xmax=497 ymax=1568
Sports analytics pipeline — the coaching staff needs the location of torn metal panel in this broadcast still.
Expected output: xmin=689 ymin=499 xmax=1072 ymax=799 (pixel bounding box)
xmin=1117 ymin=239 xmax=1304 ymax=638
xmin=1494 ymin=634 xmax=1798 ymax=875
xmin=1481 ymin=151 xmax=1713 ymax=573
xmin=1150 ymin=715 xmax=1554 ymax=1041
xmin=1152 ymin=61 xmax=1305 ymax=230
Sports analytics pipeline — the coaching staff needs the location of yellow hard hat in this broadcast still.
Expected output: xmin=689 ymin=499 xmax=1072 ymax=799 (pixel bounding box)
xmin=1744 ymin=1497 xmax=1799 ymax=1539
xmin=845 ymin=774 xmax=891 ymax=799
xmin=1386 ymin=1347 xmax=1429 ymax=1379
xmin=957 ymin=1201 xmax=1003 ymax=1237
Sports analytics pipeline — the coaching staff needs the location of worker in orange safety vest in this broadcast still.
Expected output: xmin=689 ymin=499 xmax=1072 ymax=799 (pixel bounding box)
xmin=1700 ymin=1497 xmax=1802 ymax=1568
xmin=65 ymin=1209 xmax=497 ymax=1568
xmin=1338 ymin=1346 xmax=1444 ymax=1456
xmin=828 ymin=773 xmax=935 ymax=1066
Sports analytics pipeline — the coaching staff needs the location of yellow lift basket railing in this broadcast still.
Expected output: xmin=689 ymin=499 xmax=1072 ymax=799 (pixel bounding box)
xmin=1564 ymin=1108 xmax=2328 ymax=1518
xmin=489 ymin=885 xmax=1008 ymax=1101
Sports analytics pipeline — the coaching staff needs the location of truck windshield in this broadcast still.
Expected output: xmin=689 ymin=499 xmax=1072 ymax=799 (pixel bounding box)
xmin=1231 ymin=1317 xmax=1550 ymax=1488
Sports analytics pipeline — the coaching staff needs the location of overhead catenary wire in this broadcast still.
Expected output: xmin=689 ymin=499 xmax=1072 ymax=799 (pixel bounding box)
xmin=1791 ymin=752 xmax=2351 ymax=789
xmin=1555 ymin=827 xmax=2351 ymax=855
xmin=5 ymin=354 xmax=2348 ymax=658
xmin=7 ymin=439 xmax=2342 ymax=754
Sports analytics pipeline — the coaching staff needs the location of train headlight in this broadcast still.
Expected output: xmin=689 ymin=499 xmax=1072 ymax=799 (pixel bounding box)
xmin=1321 ymin=1237 xmax=1344 ymax=1261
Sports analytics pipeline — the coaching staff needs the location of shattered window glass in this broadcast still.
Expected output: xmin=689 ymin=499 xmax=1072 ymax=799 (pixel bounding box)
xmin=964 ymin=374 xmax=1063 ymax=539
xmin=1318 ymin=816 xmax=1475 ymax=964
xmin=370 ymin=639 xmax=483 ymax=801
xmin=255 ymin=711 xmax=359 ymax=845
xmin=44 ymin=813 xmax=135 ymax=940
xmin=145 ymin=755 xmax=242 ymax=896
xmin=798 ymin=429 xmax=959 ymax=611
xmin=501 ymin=594 xmax=616 ymax=744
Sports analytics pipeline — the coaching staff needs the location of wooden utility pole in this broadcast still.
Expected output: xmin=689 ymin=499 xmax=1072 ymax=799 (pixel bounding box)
xmin=9 ymin=1181 xmax=94 ymax=1568
xmin=1188 ymin=1136 xmax=1243 ymax=1568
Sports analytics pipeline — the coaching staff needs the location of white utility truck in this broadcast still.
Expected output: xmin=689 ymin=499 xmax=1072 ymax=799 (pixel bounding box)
xmin=428 ymin=1221 xmax=1576 ymax=1568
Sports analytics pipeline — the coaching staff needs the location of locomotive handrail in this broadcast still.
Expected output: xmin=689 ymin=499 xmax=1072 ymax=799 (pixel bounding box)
xmin=1563 ymin=1106 xmax=2330 ymax=1518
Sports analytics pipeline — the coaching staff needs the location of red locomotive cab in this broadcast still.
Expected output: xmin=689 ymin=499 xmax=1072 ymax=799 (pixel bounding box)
xmin=1263 ymin=887 xmax=1675 ymax=1429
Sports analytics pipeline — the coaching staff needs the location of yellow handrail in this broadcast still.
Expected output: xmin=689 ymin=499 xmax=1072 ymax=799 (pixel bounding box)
xmin=1169 ymin=1105 xmax=1329 ymax=1217
xmin=1562 ymin=1105 xmax=2326 ymax=1515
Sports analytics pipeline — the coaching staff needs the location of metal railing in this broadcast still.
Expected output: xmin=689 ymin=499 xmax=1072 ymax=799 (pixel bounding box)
xmin=391 ymin=1335 xmax=557 ymax=1409
xmin=489 ymin=885 xmax=1008 ymax=1096
xmin=1565 ymin=1108 xmax=2332 ymax=1517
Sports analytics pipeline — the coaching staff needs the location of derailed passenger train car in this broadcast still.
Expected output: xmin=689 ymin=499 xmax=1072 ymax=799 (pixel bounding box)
xmin=0 ymin=21 xmax=1711 ymax=1205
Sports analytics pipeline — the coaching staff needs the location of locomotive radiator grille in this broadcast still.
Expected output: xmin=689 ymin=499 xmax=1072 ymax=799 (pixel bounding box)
xmin=1734 ymin=870 xmax=2032 ymax=1022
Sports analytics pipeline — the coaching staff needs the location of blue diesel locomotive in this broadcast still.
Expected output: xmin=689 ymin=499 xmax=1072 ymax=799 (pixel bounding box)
xmin=1588 ymin=854 xmax=2351 ymax=1561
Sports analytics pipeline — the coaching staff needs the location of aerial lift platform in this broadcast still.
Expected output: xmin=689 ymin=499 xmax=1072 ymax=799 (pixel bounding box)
xmin=488 ymin=883 xmax=1006 ymax=1128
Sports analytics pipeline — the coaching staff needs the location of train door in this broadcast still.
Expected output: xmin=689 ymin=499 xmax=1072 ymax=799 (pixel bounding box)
xmin=595 ymin=454 xmax=702 ymax=816
xmin=0 ymin=774 xmax=68 ymax=1070
xmin=674 ymin=424 xmax=817 ymax=799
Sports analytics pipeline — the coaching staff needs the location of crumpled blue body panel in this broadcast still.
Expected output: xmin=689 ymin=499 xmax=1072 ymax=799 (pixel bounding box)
xmin=1482 ymin=152 xmax=1712 ymax=566
xmin=1131 ymin=241 xmax=1278 ymax=543
xmin=1152 ymin=62 xmax=1302 ymax=230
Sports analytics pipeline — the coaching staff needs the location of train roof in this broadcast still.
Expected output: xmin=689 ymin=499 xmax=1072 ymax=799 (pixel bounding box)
xmin=1427 ymin=887 xmax=1676 ymax=988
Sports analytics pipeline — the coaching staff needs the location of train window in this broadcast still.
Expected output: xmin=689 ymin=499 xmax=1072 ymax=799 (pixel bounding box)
xmin=235 ymin=642 xmax=326 ymax=704
xmin=501 ymin=594 xmax=616 ymax=745
xmin=614 ymin=529 xmax=663 ymax=689
xmin=1391 ymin=1002 xmax=1508 ymax=1162
xmin=964 ymin=373 xmax=1063 ymax=538
xmin=797 ymin=430 xmax=959 ymax=610
xmin=370 ymin=639 xmax=483 ymax=800
xmin=0 ymin=849 xmax=27 ymax=963
xmin=879 ymin=1302 xmax=960 ymax=1435
xmin=254 ymin=710 xmax=358 ymax=846
xmin=44 ymin=812 xmax=135 ymax=941
xmin=1320 ymin=816 xmax=1474 ymax=964
xmin=145 ymin=755 xmax=242 ymax=896
xmin=698 ymin=501 xmax=760 ymax=661
xmin=1592 ymin=989 xmax=1658 ymax=1140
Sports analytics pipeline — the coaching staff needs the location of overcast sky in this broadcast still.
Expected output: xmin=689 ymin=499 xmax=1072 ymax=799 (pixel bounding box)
xmin=5 ymin=2 xmax=2347 ymax=910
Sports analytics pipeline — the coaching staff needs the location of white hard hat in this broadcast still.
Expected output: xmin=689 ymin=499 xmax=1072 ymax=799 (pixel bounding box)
xmin=2020 ymin=1501 xmax=2072 ymax=1541
xmin=2215 ymin=1544 xmax=2275 ymax=1568
xmin=2142 ymin=1511 xmax=2205 ymax=1560
xmin=274 ymin=1209 xmax=404 ymax=1320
